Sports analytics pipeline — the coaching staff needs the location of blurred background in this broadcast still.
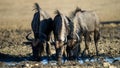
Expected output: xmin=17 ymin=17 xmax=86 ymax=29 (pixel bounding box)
xmin=0 ymin=0 xmax=120 ymax=29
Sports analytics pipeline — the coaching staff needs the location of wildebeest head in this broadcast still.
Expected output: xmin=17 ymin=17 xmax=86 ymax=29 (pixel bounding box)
xmin=26 ymin=32 xmax=47 ymax=45
xmin=26 ymin=32 xmax=47 ymax=57
xmin=67 ymin=33 xmax=80 ymax=47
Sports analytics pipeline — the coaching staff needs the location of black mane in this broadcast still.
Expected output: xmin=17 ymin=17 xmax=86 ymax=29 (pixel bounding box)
xmin=70 ymin=7 xmax=85 ymax=19
xmin=74 ymin=7 xmax=85 ymax=15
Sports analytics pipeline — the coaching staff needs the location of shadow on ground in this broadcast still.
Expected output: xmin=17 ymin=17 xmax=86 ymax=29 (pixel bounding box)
xmin=0 ymin=53 xmax=29 ymax=62
xmin=101 ymin=21 xmax=120 ymax=24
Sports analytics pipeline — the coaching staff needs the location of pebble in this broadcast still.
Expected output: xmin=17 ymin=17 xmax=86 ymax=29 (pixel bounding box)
xmin=103 ymin=62 xmax=110 ymax=67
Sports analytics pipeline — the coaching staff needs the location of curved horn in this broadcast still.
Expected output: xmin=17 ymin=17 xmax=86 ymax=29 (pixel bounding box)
xmin=26 ymin=32 xmax=34 ymax=41
xmin=75 ymin=33 xmax=80 ymax=42
xmin=64 ymin=37 xmax=67 ymax=44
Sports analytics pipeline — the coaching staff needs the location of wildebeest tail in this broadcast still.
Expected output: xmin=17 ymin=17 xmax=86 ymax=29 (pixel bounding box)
xmin=54 ymin=10 xmax=61 ymax=15
xmin=34 ymin=3 xmax=41 ymax=12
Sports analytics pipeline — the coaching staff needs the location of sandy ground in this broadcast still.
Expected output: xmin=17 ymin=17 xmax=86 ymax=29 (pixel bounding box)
xmin=0 ymin=0 xmax=120 ymax=29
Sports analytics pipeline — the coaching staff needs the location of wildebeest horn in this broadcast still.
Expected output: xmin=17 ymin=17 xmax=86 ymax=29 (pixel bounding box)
xmin=26 ymin=32 xmax=34 ymax=41
xmin=50 ymin=38 xmax=55 ymax=45
xmin=75 ymin=33 xmax=80 ymax=42
xmin=64 ymin=37 xmax=67 ymax=44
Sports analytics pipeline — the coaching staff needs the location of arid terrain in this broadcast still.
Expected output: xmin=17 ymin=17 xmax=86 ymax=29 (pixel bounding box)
xmin=0 ymin=0 xmax=120 ymax=68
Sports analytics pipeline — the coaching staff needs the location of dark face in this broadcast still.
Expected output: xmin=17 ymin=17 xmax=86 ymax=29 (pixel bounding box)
xmin=31 ymin=39 xmax=40 ymax=59
xmin=67 ymin=38 xmax=81 ymax=60
xmin=31 ymin=39 xmax=46 ymax=57
xmin=67 ymin=33 xmax=80 ymax=47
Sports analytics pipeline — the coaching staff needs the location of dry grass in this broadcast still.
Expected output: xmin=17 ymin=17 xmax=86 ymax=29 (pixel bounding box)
xmin=0 ymin=0 xmax=120 ymax=29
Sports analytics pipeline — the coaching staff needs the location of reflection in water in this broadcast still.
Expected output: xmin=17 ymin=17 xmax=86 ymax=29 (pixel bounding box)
xmin=115 ymin=57 xmax=120 ymax=60
xmin=78 ymin=57 xmax=98 ymax=64
xmin=41 ymin=59 xmax=48 ymax=65
xmin=105 ymin=57 xmax=114 ymax=63
xmin=4 ymin=57 xmax=120 ymax=66
xmin=41 ymin=56 xmax=120 ymax=65
xmin=5 ymin=62 xmax=16 ymax=66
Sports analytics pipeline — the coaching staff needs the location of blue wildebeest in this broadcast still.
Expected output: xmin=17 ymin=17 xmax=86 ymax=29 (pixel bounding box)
xmin=53 ymin=10 xmax=72 ymax=64
xmin=69 ymin=7 xmax=100 ymax=57
xmin=26 ymin=3 xmax=53 ymax=61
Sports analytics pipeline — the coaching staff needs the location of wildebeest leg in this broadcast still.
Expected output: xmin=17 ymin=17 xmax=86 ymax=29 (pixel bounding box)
xmin=66 ymin=45 xmax=70 ymax=60
xmin=79 ymin=34 xmax=82 ymax=56
xmin=77 ymin=43 xmax=80 ymax=60
xmin=39 ymin=44 xmax=44 ymax=61
xmin=40 ymin=42 xmax=46 ymax=57
xmin=46 ymin=42 xmax=51 ymax=63
xmin=82 ymin=33 xmax=91 ymax=57
xmin=47 ymin=42 xmax=51 ymax=56
xmin=55 ymin=41 xmax=64 ymax=65
xmin=63 ymin=45 xmax=67 ymax=61
xmin=61 ymin=46 xmax=65 ymax=63
xmin=94 ymin=30 xmax=100 ymax=56
xmin=55 ymin=41 xmax=61 ymax=64
xmin=56 ymin=47 xmax=62 ymax=65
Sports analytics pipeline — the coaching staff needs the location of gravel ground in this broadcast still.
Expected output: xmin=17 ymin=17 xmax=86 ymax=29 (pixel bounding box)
xmin=0 ymin=24 xmax=120 ymax=68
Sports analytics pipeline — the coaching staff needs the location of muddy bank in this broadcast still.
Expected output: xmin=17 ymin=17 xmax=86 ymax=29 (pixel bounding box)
xmin=0 ymin=57 xmax=120 ymax=68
